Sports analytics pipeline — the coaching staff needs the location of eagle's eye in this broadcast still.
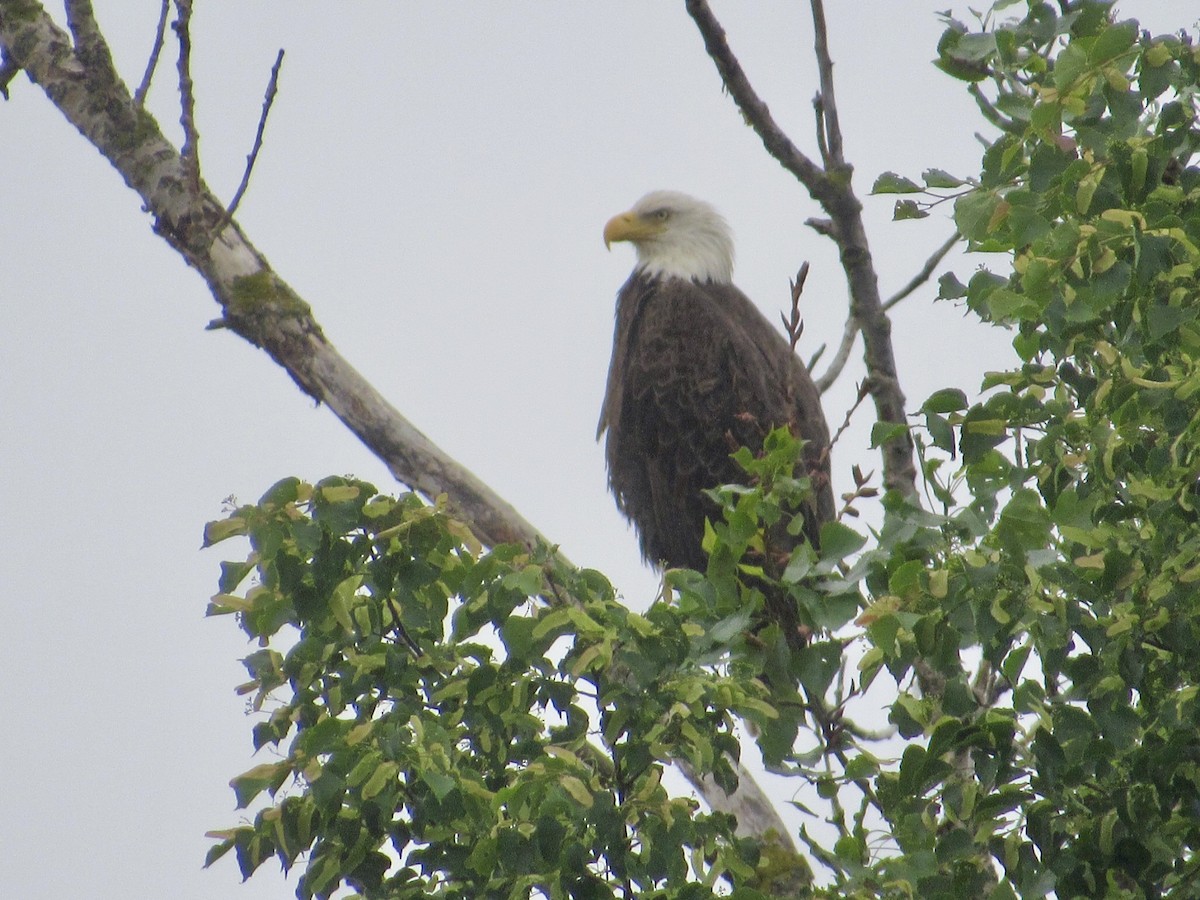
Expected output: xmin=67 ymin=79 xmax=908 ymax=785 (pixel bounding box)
xmin=652 ymin=209 xmax=671 ymax=221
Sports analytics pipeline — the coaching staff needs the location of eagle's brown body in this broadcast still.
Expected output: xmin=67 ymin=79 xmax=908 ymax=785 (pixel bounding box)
xmin=598 ymin=269 xmax=835 ymax=572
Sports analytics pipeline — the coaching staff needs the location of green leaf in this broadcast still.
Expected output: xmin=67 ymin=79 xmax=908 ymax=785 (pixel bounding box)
xmin=955 ymin=189 xmax=1003 ymax=243
xmin=421 ymin=770 xmax=456 ymax=801
xmin=922 ymin=388 xmax=969 ymax=414
xmin=499 ymin=613 xmax=536 ymax=658
xmin=795 ymin=641 xmax=842 ymax=697
xmin=925 ymin=412 xmax=955 ymax=454
xmin=870 ymin=420 xmax=910 ymax=448
xmin=559 ymin=775 xmax=594 ymax=808
xmin=872 ymin=171 xmax=923 ymax=194
xmin=319 ymin=484 xmax=362 ymax=504
xmin=329 ymin=576 xmax=360 ymax=633
xmin=708 ymin=604 xmax=755 ymax=644
xmin=231 ymin=762 xmax=290 ymax=809
xmin=360 ymin=761 xmax=399 ymax=800
xmin=894 ymin=199 xmax=930 ymax=220
xmin=923 ymin=168 xmax=967 ymax=188
xmin=819 ymin=521 xmax=866 ymax=560
xmin=258 ymin=477 xmax=302 ymax=507
xmin=1089 ymin=20 xmax=1137 ymax=65
xmin=1147 ymin=302 xmax=1197 ymax=340
xmin=937 ymin=271 xmax=968 ymax=300
xmin=203 ymin=516 xmax=247 ymax=547
xmin=1053 ymin=42 xmax=1090 ymax=90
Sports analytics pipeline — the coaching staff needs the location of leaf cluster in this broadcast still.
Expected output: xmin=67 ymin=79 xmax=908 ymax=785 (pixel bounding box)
xmin=203 ymin=477 xmax=811 ymax=899
xmin=862 ymin=2 xmax=1200 ymax=896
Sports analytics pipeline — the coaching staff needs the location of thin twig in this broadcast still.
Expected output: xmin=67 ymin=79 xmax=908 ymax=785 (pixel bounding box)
xmin=173 ymin=0 xmax=200 ymax=198
xmin=967 ymin=83 xmax=1016 ymax=133
xmin=836 ymin=463 xmax=878 ymax=521
xmin=814 ymin=313 xmax=858 ymax=394
xmin=812 ymin=93 xmax=830 ymax=167
xmin=825 ymin=380 xmax=870 ymax=459
xmin=224 ymin=48 xmax=285 ymax=222
xmin=884 ymin=231 xmax=959 ymax=311
xmin=134 ymin=0 xmax=171 ymax=108
xmin=815 ymin=232 xmax=959 ymax=393
xmin=384 ymin=594 xmax=423 ymax=657
xmin=809 ymin=0 xmax=844 ymax=166
xmin=781 ymin=262 xmax=809 ymax=352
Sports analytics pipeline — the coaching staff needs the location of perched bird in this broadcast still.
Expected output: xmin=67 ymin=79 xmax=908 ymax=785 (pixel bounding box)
xmin=598 ymin=190 xmax=835 ymax=579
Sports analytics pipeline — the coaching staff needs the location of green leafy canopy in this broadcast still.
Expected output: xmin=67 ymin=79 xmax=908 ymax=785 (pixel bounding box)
xmin=203 ymin=472 xmax=835 ymax=898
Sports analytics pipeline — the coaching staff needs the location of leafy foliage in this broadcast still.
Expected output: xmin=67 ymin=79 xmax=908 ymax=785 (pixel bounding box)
xmin=203 ymin=475 xmax=830 ymax=898
xmin=870 ymin=2 xmax=1200 ymax=895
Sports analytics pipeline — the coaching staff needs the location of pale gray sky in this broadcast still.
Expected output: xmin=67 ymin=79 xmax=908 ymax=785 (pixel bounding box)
xmin=3 ymin=3 xmax=1194 ymax=897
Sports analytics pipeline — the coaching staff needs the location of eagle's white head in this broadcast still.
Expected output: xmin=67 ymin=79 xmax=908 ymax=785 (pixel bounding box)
xmin=603 ymin=190 xmax=734 ymax=285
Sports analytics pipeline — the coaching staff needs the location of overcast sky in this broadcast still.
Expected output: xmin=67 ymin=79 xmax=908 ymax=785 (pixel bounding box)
xmin=3 ymin=2 xmax=1196 ymax=897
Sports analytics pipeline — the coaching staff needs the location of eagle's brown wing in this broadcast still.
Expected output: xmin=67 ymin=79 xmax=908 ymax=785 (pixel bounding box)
xmin=599 ymin=273 xmax=834 ymax=571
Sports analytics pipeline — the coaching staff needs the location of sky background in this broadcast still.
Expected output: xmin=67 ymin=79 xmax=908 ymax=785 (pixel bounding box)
xmin=3 ymin=2 xmax=1196 ymax=897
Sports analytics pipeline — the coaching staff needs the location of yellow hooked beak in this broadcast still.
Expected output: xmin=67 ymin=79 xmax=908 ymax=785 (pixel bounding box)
xmin=603 ymin=210 xmax=667 ymax=249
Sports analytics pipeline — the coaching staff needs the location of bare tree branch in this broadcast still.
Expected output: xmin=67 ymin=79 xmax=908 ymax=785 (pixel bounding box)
xmin=133 ymin=0 xmax=170 ymax=108
xmin=684 ymin=0 xmax=834 ymax=206
xmin=0 ymin=1 xmax=539 ymax=552
xmin=681 ymin=758 xmax=795 ymax=843
xmin=884 ymin=231 xmax=959 ymax=311
xmin=809 ymin=0 xmax=843 ymax=166
xmin=968 ymin=82 xmax=1018 ymax=133
xmin=686 ymin=0 xmax=918 ymax=497
xmin=223 ymin=47 xmax=284 ymax=222
xmin=814 ymin=314 xmax=858 ymax=394
xmin=815 ymin=231 xmax=959 ymax=393
xmin=172 ymin=0 xmax=200 ymax=197
xmin=0 ymin=0 xmax=790 ymax=851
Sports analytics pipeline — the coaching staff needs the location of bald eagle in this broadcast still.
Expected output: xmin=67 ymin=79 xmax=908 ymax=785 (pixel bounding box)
xmin=598 ymin=190 xmax=835 ymax=577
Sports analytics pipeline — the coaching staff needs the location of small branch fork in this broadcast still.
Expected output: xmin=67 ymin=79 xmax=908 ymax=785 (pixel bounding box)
xmin=64 ymin=0 xmax=103 ymax=60
xmin=811 ymin=230 xmax=959 ymax=394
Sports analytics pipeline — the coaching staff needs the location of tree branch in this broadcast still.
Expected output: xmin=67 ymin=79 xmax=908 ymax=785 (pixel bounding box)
xmin=815 ymin=231 xmax=959 ymax=393
xmin=686 ymin=0 xmax=918 ymax=497
xmin=683 ymin=0 xmax=834 ymax=207
xmin=172 ymin=0 xmax=200 ymax=198
xmin=64 ymin=0 xmax=101 ymax=58
xmin=223 ymin=47 xmax=284 ymax=222
xmin=133 ymin=0 xmax=170 ymax=107
xmin=813 ymin=313 xmax=857 ymax=394
xmin=0 ymin=0 xmax=791 ymax=852
xmin=809 ymin=0 xmax=843 ymax=166
xmin=884 ymin=231 xmax=959 ymax=312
